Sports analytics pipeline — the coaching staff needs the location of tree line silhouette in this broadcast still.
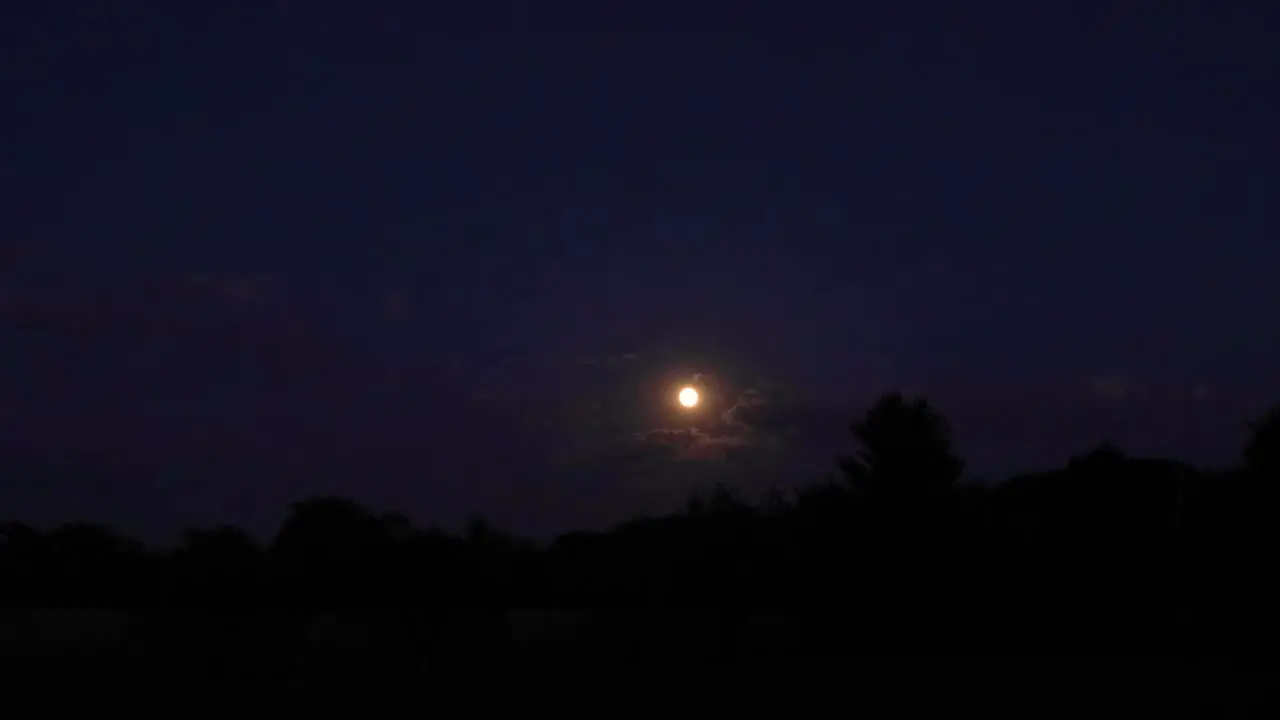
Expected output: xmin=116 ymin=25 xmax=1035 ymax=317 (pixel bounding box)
xmin=2 ymin=392 xmax=1278 ymax=658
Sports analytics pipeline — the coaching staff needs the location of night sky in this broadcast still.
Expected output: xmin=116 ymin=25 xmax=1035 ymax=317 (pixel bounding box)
xmin=3 ymin=3 xmax=1278 ymax=543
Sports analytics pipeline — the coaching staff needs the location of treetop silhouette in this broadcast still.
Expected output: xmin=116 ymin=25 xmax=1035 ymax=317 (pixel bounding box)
xmin=836 ymin=391 xmax=965 ymax=496
xmin=1 ymin=388 xmax=1278 ymax=657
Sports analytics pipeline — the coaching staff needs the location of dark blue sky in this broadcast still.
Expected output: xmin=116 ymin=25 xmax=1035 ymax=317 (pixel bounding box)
xmin=3 ymin=2 xmax=1278 ymax=542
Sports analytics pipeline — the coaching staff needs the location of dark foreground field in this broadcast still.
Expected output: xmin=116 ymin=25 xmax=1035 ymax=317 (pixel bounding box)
xmin=0 ymin=608 xmax=1273 ymax=717
xmin=4 ymin=656 xmax=1271 ymax=718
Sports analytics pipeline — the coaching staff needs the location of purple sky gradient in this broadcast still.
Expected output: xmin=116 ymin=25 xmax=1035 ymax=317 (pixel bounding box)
xmin=3 ymin=2 xmax=1279 ymax=543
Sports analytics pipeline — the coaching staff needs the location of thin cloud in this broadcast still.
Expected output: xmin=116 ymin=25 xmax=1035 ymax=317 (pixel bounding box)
xmin=634 ymin=385 xmax=776 ymax=463
xmin=722 ymin=387 xmax=766 ymax=429
xmin=634 ymin=426 xmax=752 ymax=462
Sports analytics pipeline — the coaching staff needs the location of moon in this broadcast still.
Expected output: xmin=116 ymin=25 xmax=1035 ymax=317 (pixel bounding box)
xmin=678 ymin=386 xmax=700 ymax=408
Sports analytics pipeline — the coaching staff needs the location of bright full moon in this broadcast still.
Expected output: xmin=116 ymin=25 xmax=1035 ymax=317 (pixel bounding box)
xmin=678 ymin=386 xmax=700 ymax=408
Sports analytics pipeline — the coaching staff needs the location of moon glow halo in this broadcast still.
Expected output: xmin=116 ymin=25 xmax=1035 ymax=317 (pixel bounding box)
xmin=678 ymin=386 xmax=700 ymax=408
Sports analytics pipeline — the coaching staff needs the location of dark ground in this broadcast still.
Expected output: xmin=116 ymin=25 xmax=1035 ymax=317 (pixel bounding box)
xmin=0 ymin=608 xmax=1273 ymax=717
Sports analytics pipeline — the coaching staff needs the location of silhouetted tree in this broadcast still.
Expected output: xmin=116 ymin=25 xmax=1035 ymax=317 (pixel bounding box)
xmin=175 ymin=525 xmax=263 ymax=601
xmin=1227 ymin=405 xmax=1280 ymax=648
xmin=681 ymin=483 xmax=758 ymax=656
xmin=0 ymin=521 xmax=41 ymax=554
xmin=43 ymin=522 xmax=146 ymax=603
xmin=273 ymin=497 xmax=387 ymax=559
xmin=10 ymin=389 xmax=1280 ymax=661
xmin=837 ymin=392 xmax=965 ymax=497
xmin=182 ymin=525 xmax=260 ymax=562
xmin=0 ymin=522 xmax=44 ymax=603
xmin=1243 ymin=405 xmax=1280 ymax=478
xmin=271 ymin=496 xmax=392 ymax=606
xmin=1068 ymin=440 xmax=1127 ymax=471
xmin=379 ymin=512 xmax=416 ymax=542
